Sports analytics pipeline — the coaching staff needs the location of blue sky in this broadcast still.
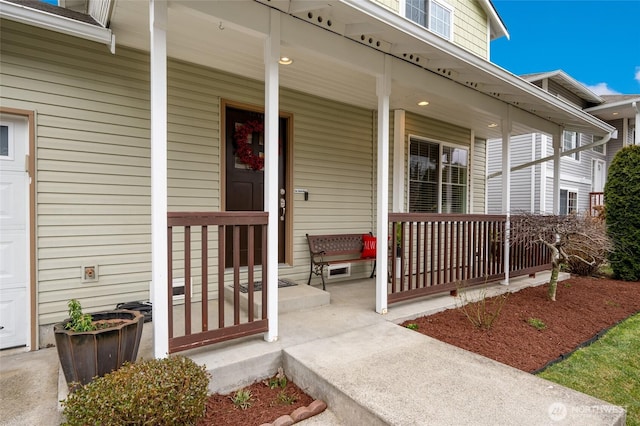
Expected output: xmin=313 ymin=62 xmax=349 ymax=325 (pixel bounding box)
xmin=491 ymin=0 xmax=640 ymax=95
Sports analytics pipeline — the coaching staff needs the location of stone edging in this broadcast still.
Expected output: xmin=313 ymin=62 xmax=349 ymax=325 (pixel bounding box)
xmin=258 ymin=399 xmax=328 ymax=426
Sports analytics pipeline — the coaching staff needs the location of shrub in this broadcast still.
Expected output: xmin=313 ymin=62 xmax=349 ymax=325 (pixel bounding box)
xmin=605 ymin=145 xmax=640 ymax=281
xmin=61 ymin=355 xmax=209 ymax=426
xmin=456 ymin=285 xmax=509 ymax=330
xmin=565 ymin=216 xmax=610 ymax=276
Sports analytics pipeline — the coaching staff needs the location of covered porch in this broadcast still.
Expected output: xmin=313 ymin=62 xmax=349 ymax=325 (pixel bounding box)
xmin=134 ymin=0 xmax=615 ymax=356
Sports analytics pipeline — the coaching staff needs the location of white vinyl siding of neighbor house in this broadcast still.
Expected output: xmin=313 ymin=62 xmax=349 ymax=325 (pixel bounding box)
xmin=542 ymin=133 xmax=606 ymax=214
xmin=0 ymin=19 xmax=376 ymax=328
xmin=486 ymin=134 xmax=536 ymax=214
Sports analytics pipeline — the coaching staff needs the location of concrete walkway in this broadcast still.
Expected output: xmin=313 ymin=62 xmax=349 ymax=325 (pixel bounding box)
xmin=0 ymin=272 xmax=626 ymax=425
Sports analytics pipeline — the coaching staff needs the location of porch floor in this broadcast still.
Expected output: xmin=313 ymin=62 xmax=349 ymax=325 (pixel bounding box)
xmin=0 ymin=272 xmax=626 ymax=425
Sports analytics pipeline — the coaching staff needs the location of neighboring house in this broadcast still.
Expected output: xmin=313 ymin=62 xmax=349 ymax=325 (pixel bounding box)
xmin=0 ymin=0 xmax=614 ymax=354
xmin=487 ymin=70 xmax=638 ymax=216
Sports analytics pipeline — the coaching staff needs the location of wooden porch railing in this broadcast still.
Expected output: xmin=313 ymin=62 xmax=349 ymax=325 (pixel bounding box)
xmin=388 ymin=213 xmax=552 ymax=304
xmin=589 ymin=192 xmax=604 ymax=217
xmin=167 ymin=212 xmax=268 ymax=353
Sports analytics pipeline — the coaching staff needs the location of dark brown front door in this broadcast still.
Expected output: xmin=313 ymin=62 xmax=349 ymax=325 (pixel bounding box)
xmin=225 ymin=106 xmax=287 ymax=267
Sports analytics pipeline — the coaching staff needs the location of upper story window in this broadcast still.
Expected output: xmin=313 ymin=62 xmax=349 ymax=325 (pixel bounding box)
xmin=409 ymin=137 xmax=468 ymax=213
xmin=563 ymin=131 xmax=580 ymax=161
xmin=592 ymin=143 xmax=605 ymax=155
xmin=404 ymin=0 xmax=454 ymax=40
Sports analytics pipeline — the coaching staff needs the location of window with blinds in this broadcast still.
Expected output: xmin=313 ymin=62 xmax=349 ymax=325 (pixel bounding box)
xmin=409 ymin=137 xmax=468 ymax=213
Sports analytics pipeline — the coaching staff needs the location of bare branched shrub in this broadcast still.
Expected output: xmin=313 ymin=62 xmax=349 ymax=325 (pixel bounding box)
xmin=511 ymin=212 xmax=613 ymax=301
xmin=455 ymin=284 xmax=509 ymax=330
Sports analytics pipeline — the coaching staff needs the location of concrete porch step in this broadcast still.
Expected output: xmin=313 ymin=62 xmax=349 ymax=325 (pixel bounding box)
xmin=223 ymin=281 xmax=330 ymax=315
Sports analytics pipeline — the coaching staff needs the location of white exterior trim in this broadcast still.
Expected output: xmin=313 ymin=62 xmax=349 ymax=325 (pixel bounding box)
xmin=264 ymin=9 xmax=280 ymax=343
xmin=539 ymin=134 xmax=547 ymax=213
xmin=0 ymin=0 xmax=114 ymax=49
xmin=150 ymin=0 xmax=169 ymax=358
xmin=375 ymin=56 xmax=391 ymax=315
xmin=393 ymin=110 xmax=406 ymax=212
xmin=529 ymin=133 xmax=535 ymax=213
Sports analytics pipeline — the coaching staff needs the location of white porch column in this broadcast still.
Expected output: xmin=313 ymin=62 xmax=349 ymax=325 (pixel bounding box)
xmin=392 ymin=110 xmax=405 ymax=212
xmin=375 ymin=56 xmax=391 ymax=314
xmin=500 ymin=106 xmax=512 ymax=285
xmin=263 ymin=9 xmax=280 ymax=342
xmin=552 ymin=127 xmax=562 ymax=214
xmin=150 ymin=0 xmax=169 ymax=358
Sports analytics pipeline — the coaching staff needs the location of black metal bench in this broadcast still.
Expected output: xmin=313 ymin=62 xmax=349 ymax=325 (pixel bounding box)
xmin=306 ymin=233 xmax=376 ymax=290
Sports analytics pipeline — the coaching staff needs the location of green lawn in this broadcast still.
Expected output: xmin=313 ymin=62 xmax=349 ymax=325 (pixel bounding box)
xmin=538 ymin=312 xmax=640 ymax=425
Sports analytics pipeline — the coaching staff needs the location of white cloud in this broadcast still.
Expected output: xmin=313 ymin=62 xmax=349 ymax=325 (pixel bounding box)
xmin=585 ymin=82 xmax=621 ymax=96
xmin=635 ymin=67 xmax=640 ymax=84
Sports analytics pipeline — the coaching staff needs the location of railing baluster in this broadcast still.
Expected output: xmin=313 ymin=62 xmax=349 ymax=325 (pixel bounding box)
xmin=184 ymin=226 xmax=191 ymax=335
xmin=201 ymin=225 xmax=208 ymax=332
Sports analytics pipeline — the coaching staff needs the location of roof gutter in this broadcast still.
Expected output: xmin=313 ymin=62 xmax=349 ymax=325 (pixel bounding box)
xmin=339 ymin=0 xmax=615 ymax=137
xmin=0 ymin=0 xmax=115 ymax=53
xmin=487 ymin=131 xmax=616 ymax=179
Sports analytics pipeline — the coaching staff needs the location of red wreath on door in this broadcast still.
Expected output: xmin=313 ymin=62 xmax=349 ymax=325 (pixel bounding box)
xmin=234 ymin=120 xmax=264 ymax=171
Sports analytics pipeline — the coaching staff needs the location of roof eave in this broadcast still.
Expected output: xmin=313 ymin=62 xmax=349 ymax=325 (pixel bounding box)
xmin=0 ymin=0 xmax=113 ymax=47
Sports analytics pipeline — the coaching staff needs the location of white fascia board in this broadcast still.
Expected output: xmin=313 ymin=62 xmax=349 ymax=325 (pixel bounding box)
xmin=585 ymin=97 xmax=640 ymax=113
xmin=339 ymin=0 xmax=614 ymax=137
xmin=0 ymin=0 xmax=113 ymax=45
xmin=476 ymin=0 xmax=509 ymax=40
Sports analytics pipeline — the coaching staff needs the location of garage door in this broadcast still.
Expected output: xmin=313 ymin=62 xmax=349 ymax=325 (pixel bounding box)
xmin=0 ymin=114 xmax=29 ymax=350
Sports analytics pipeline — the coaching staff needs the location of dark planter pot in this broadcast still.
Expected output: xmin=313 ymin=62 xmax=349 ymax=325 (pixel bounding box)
xmin=54 ymin=309 xmax=144 ymax=388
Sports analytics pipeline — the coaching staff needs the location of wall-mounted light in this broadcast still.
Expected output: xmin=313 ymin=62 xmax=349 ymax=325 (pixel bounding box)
xmin=417 ymin=101 xmax=429 ymax=106
xmin=279 ymin=57 xmax=293 ymax=65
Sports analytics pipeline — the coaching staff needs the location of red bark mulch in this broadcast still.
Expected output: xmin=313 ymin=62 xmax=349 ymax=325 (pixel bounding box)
xmin=401 ymin=275 xmax=640 ymax=373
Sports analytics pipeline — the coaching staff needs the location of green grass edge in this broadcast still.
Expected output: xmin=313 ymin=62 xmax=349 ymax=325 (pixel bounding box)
xmin=537 ymin=312 xmax=640 ymax=426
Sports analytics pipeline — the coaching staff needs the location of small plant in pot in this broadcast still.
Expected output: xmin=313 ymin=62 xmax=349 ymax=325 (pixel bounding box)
xmin=54 ymin=299 xmax=144 ymax=390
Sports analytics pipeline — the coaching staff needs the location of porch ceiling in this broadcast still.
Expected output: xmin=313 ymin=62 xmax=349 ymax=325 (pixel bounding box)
xmin=109 ymin=0 xmax=614 ymax=140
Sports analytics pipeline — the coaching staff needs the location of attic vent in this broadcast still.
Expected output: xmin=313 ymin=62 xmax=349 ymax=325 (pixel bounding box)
xmin=360 ymin=35 xmax=381 ymax=48
xmin=465 ymin=81 xmax=478 ymax=88
xmin=402 ymin=53 xmax=421 ymax=63
xmin=436 ymin=68 xmax=453 ymax=77
xmin=306 ymin=12 xmax=333 ymax=28
xmin=490 ymin=92 xmax=502 ymax=98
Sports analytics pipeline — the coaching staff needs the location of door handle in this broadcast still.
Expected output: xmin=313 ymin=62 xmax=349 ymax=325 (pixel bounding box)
xmin=280 ymin=197 xmax=286 ymax=221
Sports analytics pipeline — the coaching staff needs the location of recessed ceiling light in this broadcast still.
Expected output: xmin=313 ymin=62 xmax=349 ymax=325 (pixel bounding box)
xmin=417 ymin=101 xmax=429 ymax=106
xmin=612 ymin=112 xmax=619 ymax=116
xmin=488 ymin=123 xmax=498 ymax=128
xmin=278 ymin=57 xmax=293 ymax=65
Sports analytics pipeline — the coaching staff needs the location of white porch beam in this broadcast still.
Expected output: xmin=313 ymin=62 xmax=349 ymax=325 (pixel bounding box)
xmin=392 ymin=109 xmax=405 ymax=212
xmin=500 ymin=106 xmax=512 ymax=285
xmin=149 ymin=0 xmax=168 ymax=358
xmin=552 ymin=127 xmax=562 ymax=215
xmin=376 ymin=56 xmax=392 ymax=315
xmin=264 ymin=9 xmax=280 ymax=343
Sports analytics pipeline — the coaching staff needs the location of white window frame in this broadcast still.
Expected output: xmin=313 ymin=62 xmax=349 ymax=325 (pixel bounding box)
xmin=562 ymin=130 xmax=580 ymax=161
xmin=559 ymin=188 xmax=578 ymax=215
xmin=401 ymin=0 xmax=454 ymax=41
xmin=592 ymin=141 xmax=606 ymax=155
xmin=407 ymin=135 xmax=469 ymax=213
